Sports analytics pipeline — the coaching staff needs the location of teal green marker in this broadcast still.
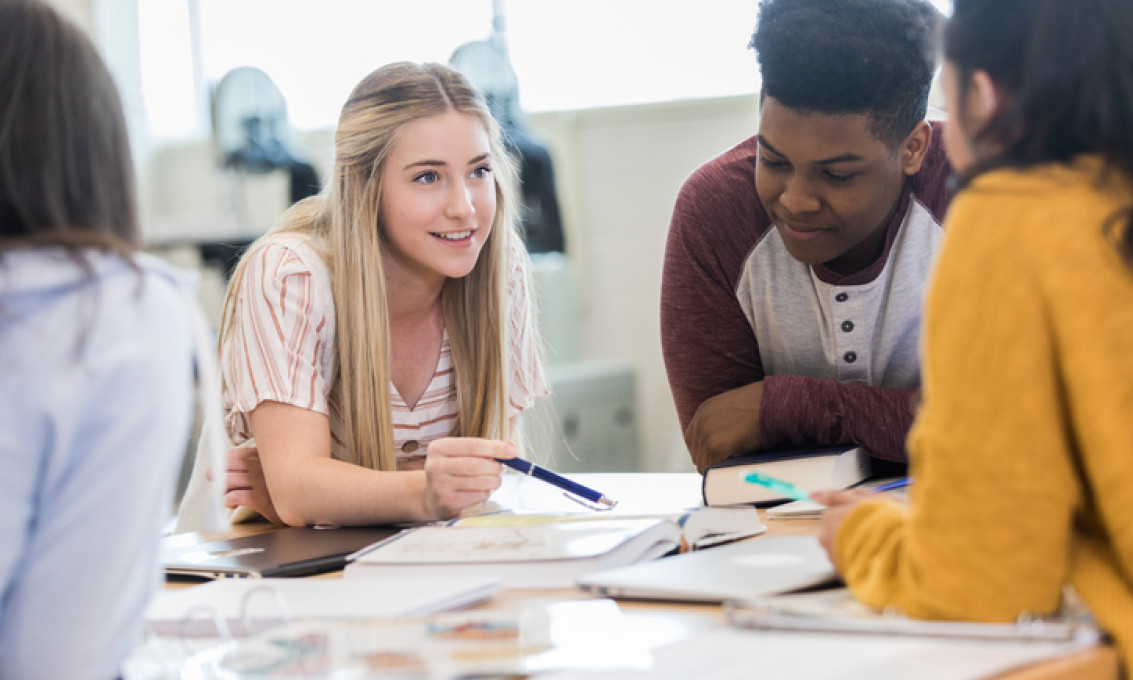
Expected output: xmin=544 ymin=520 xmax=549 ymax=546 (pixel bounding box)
xmin=744 ymin=472 xmax=813 ymax=502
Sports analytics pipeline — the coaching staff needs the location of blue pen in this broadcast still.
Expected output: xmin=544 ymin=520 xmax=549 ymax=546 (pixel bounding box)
xmin=743 ymin=472 xmax=813 ymax=502
xmin=873 ymin=477 xmax=913 ymax=492
xmin=498 ymin=457 xmax=618 ymax=509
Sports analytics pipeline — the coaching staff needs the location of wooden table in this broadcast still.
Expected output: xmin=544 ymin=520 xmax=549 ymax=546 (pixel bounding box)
xmin=162 ymin=473 xmax=1120 ymax=680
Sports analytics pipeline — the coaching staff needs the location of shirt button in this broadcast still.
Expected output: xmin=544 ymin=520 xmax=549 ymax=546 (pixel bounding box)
xmin=835 ymin=292 xmax=849 ymax=302
xmin=401 ymin=440 xmax=419 ymax=454
xmin=841 ymin=320 xmax=854 ymax=333
xmin=844 ymin=351 xmax=857 ymax=364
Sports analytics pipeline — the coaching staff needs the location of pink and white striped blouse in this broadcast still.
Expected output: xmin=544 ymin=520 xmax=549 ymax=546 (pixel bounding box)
xmin=220 ymin=233 xmax=548 ymax=469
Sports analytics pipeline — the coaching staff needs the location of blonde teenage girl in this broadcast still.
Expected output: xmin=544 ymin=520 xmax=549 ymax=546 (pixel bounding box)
xmin=178 ymin=62 xmax=546 ymax=531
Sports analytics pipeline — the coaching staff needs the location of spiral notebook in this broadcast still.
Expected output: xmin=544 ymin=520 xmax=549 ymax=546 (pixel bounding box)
xmin=146 ymin=576 xmax=501 ymax=636
xmin=726 ymin=587 xmax=1091 ymax=642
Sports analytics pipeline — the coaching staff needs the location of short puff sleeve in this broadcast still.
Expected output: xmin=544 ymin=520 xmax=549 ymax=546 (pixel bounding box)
xmin=221 ymin=240 xmax=335 ymax=443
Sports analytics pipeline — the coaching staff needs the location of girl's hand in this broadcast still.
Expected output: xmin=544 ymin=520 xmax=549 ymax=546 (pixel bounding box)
xmin=422 ymin=438 xmax=515 ymax=519
xmin=813 ymin=488 xmax=874 ymax=568
xmin=208 ymin=446 xmax=282 ymax=524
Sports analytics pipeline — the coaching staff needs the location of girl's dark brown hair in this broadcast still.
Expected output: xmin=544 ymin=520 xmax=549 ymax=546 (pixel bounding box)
xmin=0 ymin=0 xmax=138 ymax=256
xmin=944 ymin=0 xmax=1133 ymax=264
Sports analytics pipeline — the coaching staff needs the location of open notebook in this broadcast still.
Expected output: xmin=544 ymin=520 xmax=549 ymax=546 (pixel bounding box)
xmin=162 ymin=526 xmax=399 ymax=579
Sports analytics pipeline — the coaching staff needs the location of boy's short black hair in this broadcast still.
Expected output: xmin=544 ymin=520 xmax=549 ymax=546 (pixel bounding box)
xmin=751 ymin=0 xmax=941 ymax=149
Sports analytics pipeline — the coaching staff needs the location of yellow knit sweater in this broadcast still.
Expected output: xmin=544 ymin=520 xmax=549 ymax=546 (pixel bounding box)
xmin=834 ymin=158 xmax=1133 ymax=665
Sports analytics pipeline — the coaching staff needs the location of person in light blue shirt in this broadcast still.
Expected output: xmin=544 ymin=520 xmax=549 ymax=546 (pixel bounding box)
xmin=0 ymin=2 xmax=194 ymax=678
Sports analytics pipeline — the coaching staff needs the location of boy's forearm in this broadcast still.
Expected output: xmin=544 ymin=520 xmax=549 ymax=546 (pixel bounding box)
xmin=759 ymin=375 xmax=917 ymax=462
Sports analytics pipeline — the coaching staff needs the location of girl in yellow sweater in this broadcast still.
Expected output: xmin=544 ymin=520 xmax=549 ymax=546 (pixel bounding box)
xmin=815 ymin=0 xmax=1133 ymax=667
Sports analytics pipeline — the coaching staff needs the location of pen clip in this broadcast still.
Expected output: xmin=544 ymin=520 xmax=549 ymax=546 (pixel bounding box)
xmin=563 ymin=491 xmax=618 ymax=512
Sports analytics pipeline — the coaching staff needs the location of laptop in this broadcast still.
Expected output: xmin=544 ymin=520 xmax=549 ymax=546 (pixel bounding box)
xmin=162 ymin=525 xmax=400 ymax=580
xmin=576 ymin=535 xmax=838 ymax=603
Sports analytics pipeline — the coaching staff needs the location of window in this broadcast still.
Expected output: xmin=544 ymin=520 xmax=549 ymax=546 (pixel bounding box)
xmin=136 ymin=0 xmax=952 ymax=141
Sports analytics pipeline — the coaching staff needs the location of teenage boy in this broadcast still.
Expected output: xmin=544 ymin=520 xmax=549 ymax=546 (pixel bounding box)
xmin=662 ymin=0 xmax=951 ymax=473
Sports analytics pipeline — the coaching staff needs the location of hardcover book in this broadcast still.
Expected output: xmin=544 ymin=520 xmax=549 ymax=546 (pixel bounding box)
xmin=701 ymin=446 xmax=871 ymax=507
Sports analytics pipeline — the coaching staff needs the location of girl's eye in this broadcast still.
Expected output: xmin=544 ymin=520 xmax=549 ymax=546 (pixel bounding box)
xmin=471 ymin=165 xmax=493 ymax=179
xmin=823 ymin=171 xmax=857 ymax=183
xmin=758 ymin=156 xmax=788 ymax=170
xmin=414 ymin=171 xmax=439 ymax=184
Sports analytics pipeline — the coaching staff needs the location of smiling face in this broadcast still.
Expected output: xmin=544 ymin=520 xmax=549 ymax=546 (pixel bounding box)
xmin=379 ymin=110 xmax=496 ymax=288
xmin=755 ymin=97 xmax=926 ymax=276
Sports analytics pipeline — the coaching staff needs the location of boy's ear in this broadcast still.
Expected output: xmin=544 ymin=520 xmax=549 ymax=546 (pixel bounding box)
xmin=899 ymin=120 xmax=933 ymax=176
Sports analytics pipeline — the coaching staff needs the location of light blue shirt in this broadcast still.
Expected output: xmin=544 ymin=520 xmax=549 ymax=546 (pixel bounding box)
xmin=0 ymin=249 xmax=193 ymax=680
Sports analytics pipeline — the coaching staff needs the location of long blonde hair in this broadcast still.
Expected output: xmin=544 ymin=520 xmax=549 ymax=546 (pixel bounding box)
xmin=220 ymin=62 xmax=522 ymax=471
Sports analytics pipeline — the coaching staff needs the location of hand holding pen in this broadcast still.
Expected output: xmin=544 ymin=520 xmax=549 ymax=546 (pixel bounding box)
xmin=423 ymin=438 xmax=618 ymax=520
xmin=424 ymin=438 xmax=527 ymax=520
xmin=811 ymin=482 xmax=909 ymax=565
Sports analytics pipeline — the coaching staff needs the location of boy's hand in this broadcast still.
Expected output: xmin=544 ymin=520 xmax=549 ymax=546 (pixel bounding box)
xmin=684 ymin=381 xmax=764 ymax=473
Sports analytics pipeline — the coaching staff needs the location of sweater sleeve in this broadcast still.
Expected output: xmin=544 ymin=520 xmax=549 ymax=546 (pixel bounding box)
xmin=834 ymin=190 xmax=1078 ymax=621
xmin=760 ymin=376 xmax=918 ymax=461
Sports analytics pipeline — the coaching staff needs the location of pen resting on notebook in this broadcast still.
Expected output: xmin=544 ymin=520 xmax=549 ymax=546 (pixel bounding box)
xmin=498 ymin=457 xmax=618 ymax=509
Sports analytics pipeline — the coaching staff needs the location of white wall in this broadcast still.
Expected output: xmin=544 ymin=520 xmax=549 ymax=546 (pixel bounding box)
xmin=528 ymin=96 xmax=759 ymax=471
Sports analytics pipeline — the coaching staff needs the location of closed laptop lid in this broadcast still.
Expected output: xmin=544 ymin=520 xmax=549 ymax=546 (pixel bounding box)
xmin=162 ymin=526 xmax=400 ymax=580
xmin=576 ymin=535 xmax=837 ymax=603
